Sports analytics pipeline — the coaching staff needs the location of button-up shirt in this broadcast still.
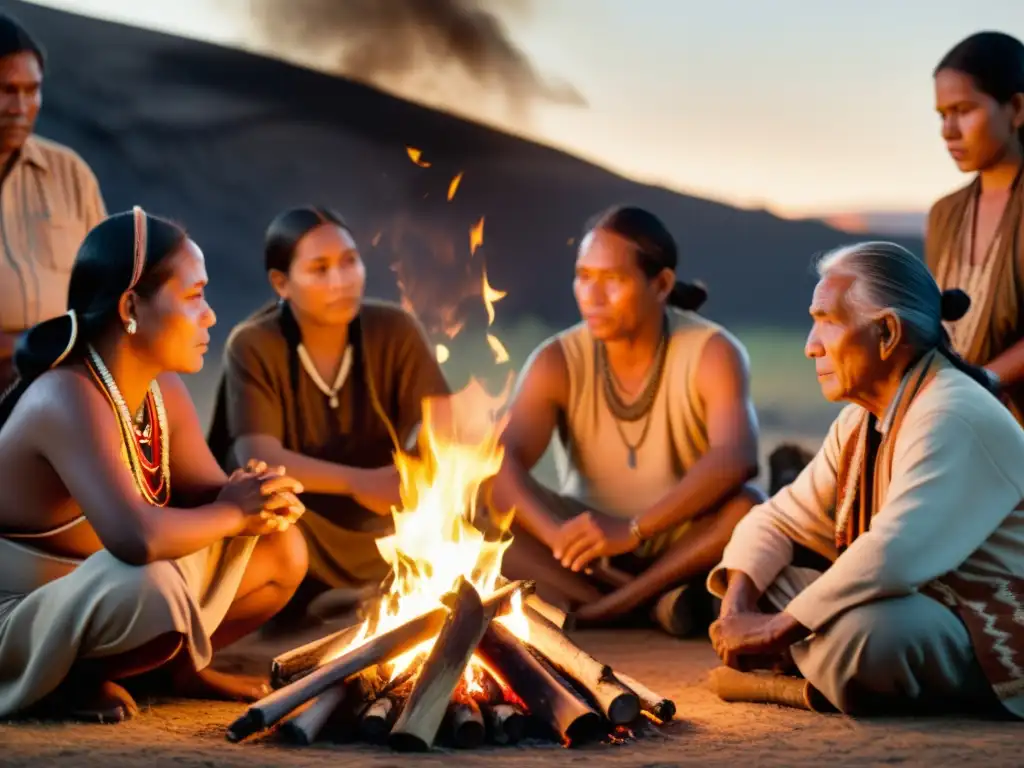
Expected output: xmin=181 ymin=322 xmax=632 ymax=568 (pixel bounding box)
xmin=0 ymin=135 xmax=106 ymax=331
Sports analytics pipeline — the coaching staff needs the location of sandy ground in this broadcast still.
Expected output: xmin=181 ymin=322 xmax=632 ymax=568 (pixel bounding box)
xmin=1 ymin=618 xmax=1019 ymax=768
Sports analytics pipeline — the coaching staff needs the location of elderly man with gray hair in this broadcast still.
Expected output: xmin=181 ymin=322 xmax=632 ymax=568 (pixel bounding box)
xmin=705 ymin=241 xmax=1024 ymax=718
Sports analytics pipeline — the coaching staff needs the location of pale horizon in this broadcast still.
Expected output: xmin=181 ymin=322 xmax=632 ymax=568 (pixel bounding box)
xmin=21 ymin=0 xmax=1024 ymax=222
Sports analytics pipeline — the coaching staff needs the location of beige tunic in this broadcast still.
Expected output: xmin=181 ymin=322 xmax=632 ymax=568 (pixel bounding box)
xmin=709 ymin=358 xmax=1024 ymax=715
xmin=0 ymin=136 xmax=107 ymax=332
xmin=550 ymin=308 xmax=740 ymax=554
xmin=0 ymin=534 xmax=257 ymax=717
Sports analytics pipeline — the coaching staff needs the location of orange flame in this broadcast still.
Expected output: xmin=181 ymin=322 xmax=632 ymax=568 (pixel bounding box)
xmin=331 ymin=375 xmax=524 ymax=688
xmin=486 ymin=334 xmax=510 ymax=364
xmin=481 ymin=266 xmax=506 ymax=326
xmin=406 ymin=146 xmax=431 ymax=167
xmin=469 ymin=217 xmax=485 ymax=256
xmin=448 ymin=172 xmax=464 ymax=201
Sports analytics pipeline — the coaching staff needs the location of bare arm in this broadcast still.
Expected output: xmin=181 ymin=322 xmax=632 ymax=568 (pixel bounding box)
xmin=634 ymin=332 xmax=759 ymax=537
xmin=32 ymin=370 xmax=248 ymax=565
xmin=491 ymin=340 xmax=569 ymax=547
xmin=160 ymin=372 xmax=229 ymax=505
xmin=234 ymin=434 xmax=400 ymax=515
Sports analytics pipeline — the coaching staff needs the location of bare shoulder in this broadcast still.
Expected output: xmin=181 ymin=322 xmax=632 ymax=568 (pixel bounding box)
xmin=15 ymin=366 xmax=109 ymax=440
xmin=517 ymin=337 xmax=569 ymax=403
xmin=696 ymin=329 xmax=751 ymax=388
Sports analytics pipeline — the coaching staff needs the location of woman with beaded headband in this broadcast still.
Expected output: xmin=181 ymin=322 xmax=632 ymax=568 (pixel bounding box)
xmin=207 ymin=205 xmax=449 ymax=626
xmin=926 ymin=32 xmax=1024 ymax=425
xmin=0 ymin=207 xmax=308 ymax=723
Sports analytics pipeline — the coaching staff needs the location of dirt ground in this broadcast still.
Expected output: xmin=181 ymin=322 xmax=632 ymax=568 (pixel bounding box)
xmin=1 ymin=618 xmax=1019 ymax=768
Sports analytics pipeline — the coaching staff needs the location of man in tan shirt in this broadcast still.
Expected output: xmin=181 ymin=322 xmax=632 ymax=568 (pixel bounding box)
xmin=707 ymin=242 xmax=1024 ymax=718
xmin=0 ymin=14 xmax=106 ymax=390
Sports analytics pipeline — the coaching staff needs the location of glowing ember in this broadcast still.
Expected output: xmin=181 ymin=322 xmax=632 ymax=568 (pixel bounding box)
xmin=334 ymin=376 xmax=523 ymax=690
xmin=406 ymin=146 xmax=432 ymax=167
xmin=435 ymin=343 xmax=451 ymax=364
xmin=469 ymin=217 xmax=485 ymax=256
xmin=371 ymin=231 xmax=382 ymax=247
xmin=447 ymin=172 xmax=463 ymax=201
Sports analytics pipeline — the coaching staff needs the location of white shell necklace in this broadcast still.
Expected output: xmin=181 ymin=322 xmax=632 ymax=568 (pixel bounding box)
xmin=296 ymin=344 xmax=353 ymax=409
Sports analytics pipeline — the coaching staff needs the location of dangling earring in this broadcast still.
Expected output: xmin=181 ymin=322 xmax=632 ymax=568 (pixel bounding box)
xmin=126 ymin=318 xmax=138 ymax=336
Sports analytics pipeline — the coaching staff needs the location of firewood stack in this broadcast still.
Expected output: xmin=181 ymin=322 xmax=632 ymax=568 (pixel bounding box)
xmin=225 ymin=578 xmax=676 ymax=751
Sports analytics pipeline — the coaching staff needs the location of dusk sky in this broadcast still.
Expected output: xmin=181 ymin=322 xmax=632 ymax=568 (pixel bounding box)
xmin=24 ymin=0 xmax=1024 ymax=221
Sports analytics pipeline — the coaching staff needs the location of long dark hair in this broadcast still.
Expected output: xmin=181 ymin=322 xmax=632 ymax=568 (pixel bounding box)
xmin=585 ymin=205 xmax=708 ymax=311
xmin=264 ymin=205 xmax=356 ymax=410
xmin=0 ymin=13 xmax=46 ymax=71
xmin=264 ymin=205 xmax=352 ymax=275
xmin=935 ymin=31 xmax=1024 ymax=151
xmin=0 ymin=208 xmax=186 ymax=427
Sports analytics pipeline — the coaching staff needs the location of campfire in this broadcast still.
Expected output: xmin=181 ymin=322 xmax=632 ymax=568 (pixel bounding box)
xmin=225 ymin=378 xmax=675 ymax=751
xmin=224 ymin=148 xmax=674 ymax=751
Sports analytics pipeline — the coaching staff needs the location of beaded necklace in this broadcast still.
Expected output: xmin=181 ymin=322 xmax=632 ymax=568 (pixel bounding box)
xmin=85 ymin=344 xmax=171 ymax=506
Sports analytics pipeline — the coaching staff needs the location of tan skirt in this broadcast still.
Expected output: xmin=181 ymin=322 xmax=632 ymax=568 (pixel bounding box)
xmin=0 ymin=534 xmax=257 ymax=717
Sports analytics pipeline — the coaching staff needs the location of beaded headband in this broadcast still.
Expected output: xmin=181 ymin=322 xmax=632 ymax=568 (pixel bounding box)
xmin=129 ymin=205 xmax=147 ymax=290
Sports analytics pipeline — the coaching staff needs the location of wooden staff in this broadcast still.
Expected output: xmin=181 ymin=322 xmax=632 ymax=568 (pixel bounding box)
xmin=388 ymin=578 xmax=489 ymax=752
xmin=475 ymin=620 xmax=602 ymax=746
xmin=521 ymin=605 xmax=640 ymax=725
xmin=611 ymin=670 xmax=676 ymax=722
xmin=227 ymin=579 xmax=532 ymax=742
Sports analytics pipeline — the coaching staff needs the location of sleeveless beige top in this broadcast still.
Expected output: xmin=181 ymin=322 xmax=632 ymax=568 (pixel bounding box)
xmin=551 ymin=308 xmax=729 ymax=520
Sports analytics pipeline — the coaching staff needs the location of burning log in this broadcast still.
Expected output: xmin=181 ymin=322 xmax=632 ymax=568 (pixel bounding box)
xmin=279 ymin=667 xmax=383 ymax=745
xmin=388 ymin=578 xmax=490 ymax=752
xmin=525 ymin=594 xmax=567 ymax=629
xmin=360 ymin=695 xmax=400 ymax=744
xmin=447 ymin=698 xmax=486 ymax=749
xmin=278 ymin=683 xmax=347 ymax=745
xmin=611 ymin=671 xmax=676 ymax=722
xmin=483 ymin=702 xmax=526 ymax=745
xmin=521 ymin=606 xmax=640 ymax=725
xmin=475 ymin=620 xmax=603 ymax=746
xmin=271 ymin=623 xmax=361 ymax=689
xmin=227 ymin=579 xmax=531 ymax=743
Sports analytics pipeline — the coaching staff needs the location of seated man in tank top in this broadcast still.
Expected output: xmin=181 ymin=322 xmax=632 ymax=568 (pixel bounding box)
xmin=208 ymin=207 xmax=450 ymax=625
xmin=492 ymin=206 xmax=763 ymax=636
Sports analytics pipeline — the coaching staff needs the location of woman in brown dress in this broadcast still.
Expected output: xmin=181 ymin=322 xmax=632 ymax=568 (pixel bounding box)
xmin=208 ymin=206 xmax=449 ymax=621
xmin=926 ymin=32 xmax=1024 ymax=423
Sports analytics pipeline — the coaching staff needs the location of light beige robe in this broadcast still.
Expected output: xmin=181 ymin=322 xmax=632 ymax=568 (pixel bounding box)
xmin=0 ymin=533 xmax=257 ymax=717
xmin=708 ymin=353 xmax=1024 ymax=716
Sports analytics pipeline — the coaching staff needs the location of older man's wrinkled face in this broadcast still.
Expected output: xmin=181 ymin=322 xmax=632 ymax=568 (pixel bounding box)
xmin=805 ymin=272 xmax=883 ymax=402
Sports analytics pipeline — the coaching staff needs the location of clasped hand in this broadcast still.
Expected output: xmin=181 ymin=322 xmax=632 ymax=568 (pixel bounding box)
xmin=219 ymin=459 xmax=306 ymax=536
xmin=551 ymin=510 xmax=638 ymax=572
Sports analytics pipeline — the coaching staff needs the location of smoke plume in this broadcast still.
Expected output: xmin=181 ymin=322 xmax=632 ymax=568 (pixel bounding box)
xmin=245 ymin=0 xmax=585 ymax=113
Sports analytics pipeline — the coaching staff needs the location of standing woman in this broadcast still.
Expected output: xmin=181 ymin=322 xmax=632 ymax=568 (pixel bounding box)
xmin=927 ymin=32 xmax=1024 ymax=423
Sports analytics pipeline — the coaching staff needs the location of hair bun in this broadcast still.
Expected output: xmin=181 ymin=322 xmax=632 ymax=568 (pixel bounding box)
xmin=669 ymin=280 xmax=708 ymax=311
xmin=940 ymin=288 xmax=971 ymax=322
